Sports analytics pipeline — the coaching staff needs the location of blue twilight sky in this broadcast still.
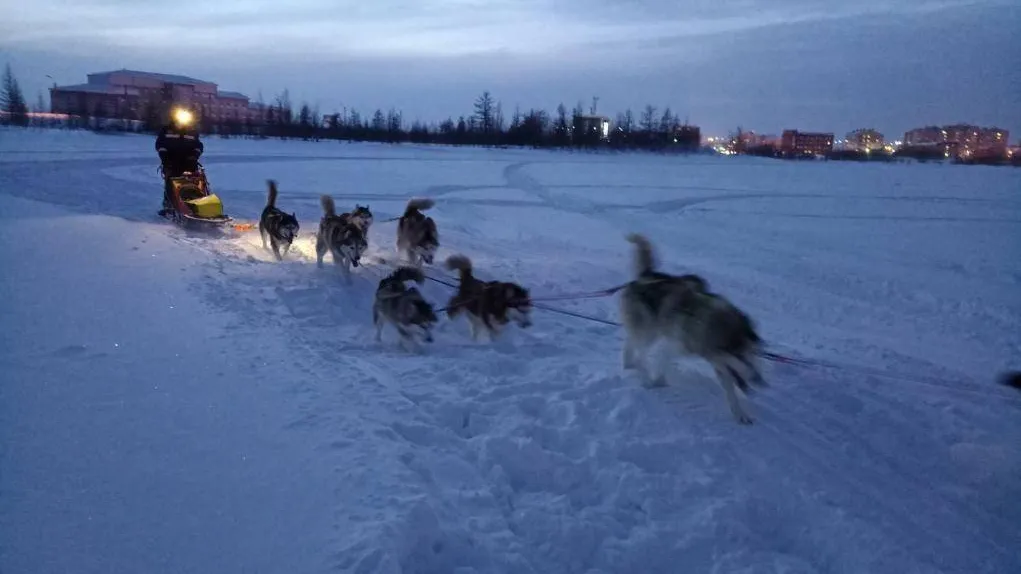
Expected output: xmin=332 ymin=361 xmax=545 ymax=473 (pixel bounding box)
xmin=1 ymin=0 xmax=1018 ymax=139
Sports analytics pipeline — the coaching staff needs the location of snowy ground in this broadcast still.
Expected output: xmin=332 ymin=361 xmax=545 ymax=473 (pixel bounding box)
xmin=1 ymin=127 xmax=1019 ymax=574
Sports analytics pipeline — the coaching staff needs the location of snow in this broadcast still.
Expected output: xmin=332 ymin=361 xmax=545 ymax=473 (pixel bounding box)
xmin=1 ymin=127 xmax=1020 ymax=573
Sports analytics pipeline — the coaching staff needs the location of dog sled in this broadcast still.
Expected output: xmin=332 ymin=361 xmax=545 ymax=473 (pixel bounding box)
xmin=157 ymin=163 xmax=234 ymax=230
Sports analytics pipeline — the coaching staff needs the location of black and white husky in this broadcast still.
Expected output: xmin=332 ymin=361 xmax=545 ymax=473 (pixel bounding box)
xmin=619 ymin=233 xmax=766 ymax=424
xmin=342 ymin=204 xmax=373 ymax=235
xmin=372 ymin=267 xmax=438 ymax=351
xmin=258 ymin=180 xmax=300 ymax=261
xmin=396 ymin=198 xmax=439 ymax=267
xmin=316 ymin=195 xmax=368 ymax=283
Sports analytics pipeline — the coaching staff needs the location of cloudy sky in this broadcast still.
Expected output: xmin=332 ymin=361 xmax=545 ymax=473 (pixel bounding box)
xmin=1 ymin=0 xmax=1018 ymax=138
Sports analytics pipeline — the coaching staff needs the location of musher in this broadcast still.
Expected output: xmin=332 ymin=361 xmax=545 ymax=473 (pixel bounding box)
xmin=156 ymin=107 xmax=204 ymax=210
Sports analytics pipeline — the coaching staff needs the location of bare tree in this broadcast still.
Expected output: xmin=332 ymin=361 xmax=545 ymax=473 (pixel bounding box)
xmin=473 ymin=90 xmax=495 ymax=136
xmin=639 ymin=105 xmax=657 ymax=147
xmin=572 ymin=100 xmax=585 ymax=120
xmin=613 ymin=108 xmax=636 ymax=148
xmin=274 ymin=89 xmax=293 ymax=127
xmin=298 ymin=103 xmax=313 ymax=140
xmin=640 ymin=105 xmax=657 ymax=133
xmin=493 ymin=101 xmax=504 ymax=135
xmin=371 ymin=109 xmax=386 ymax=138
xmin=554 ymin=103 xmax=570 ymax=146
xmin=386 ymin=108 xmax=403 ymax=142
xmin=659 ymin=107 xmax=675 ymax=148
xmin=311 ymin=104 xmax=321 ymax=141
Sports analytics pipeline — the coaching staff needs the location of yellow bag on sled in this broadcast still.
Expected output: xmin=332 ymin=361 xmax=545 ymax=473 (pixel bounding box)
xmin=185 ymin=194 xmax=224 ymax=218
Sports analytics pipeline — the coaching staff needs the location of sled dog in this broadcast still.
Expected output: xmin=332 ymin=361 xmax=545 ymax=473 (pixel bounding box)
xmin=619 ymin=232 xmax=766 ymax=424
xmin=396 ymin=198 xmax=439 ymax=267
xmin=316 ymin=194 xmax=368 ymax=283
xmin=444 ymin=254 xmax=532 ymax=340
xmin=340 ymin=204 xmax=373 ymax=234
xmin=258 ymin=180 xmax=300 ymax=261
xmin=372 ymin=266 xmax=438 ymax=350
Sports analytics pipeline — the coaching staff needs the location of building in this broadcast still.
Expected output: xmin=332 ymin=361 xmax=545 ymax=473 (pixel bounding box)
xmin=945 ymin=124 xmax=1009 ymax=158
xmin=903 ymin=124 xmax=1010 ymax=158
xmin=904 ymin=126 xmax=943 ymax=147
xmin=50 ymin=69 xmax=262 ymax=125
xmin=724 ymin=129 xmax=778 ymax=154
xmin=673 ymin=124 xmax=701 ymax=152
xmin=572 ymin=114 xmax=611 ymax=145
xmin=845 ymin=128 xmax=885 ymax=152
xmin=979 ymin=128 xmax=1008 ymax=153
xmin=781 ymin=130 xmax=834 ymax=157
xmin=747 ymin=132 xmax=779 ymax=149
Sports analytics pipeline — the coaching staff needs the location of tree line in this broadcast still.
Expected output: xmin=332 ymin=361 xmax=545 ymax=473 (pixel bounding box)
xmin=242 ymin=91 xmax=702 ymax=152
xmin=187 ymin=90 xmax=702 ymax=153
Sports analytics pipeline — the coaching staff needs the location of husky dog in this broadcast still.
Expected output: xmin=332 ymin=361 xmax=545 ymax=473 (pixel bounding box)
xmin=316 ymin=194 xmax=368 ymax=283
xmin=341 ymin=204 xmax=374 ymax=234
xmin=444 ymin=254 xmax=532 ymax=341
xmin=258 ymin=180 xmax=300 ymax=261
xmin=619 ymin=233 xmax=766 ymax=424
xmin=372 ymin=267 xmax=438 ymax=350
xmin=396 ymin=198 xmax=439 ymax=267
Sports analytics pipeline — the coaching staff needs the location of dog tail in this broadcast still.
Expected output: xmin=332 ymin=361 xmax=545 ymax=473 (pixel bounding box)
xmin=391 ymin=266 xmax=425 ymax=284
xmin=999 ymin=370 xmax=1021 ymax=390
xmin=266 ymin=180 xmax=278 ymax=208
xmin=320 ymin=194 xmax=336 ymax=217
xmin=404 ymin=197 xmax=435 ymax=215
xmin=445 ymin=254 xmax=472 ymax=274
xmin=625 ymin=232 xmax=656 ymax=277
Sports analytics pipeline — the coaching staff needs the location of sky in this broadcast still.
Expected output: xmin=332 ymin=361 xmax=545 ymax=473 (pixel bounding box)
xmin=1 ymin=0 xmax=1018 ymax=138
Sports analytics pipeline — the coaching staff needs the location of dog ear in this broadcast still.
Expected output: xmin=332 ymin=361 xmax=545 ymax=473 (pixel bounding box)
xmin=504 ymin=284 xmax=516 ymax=302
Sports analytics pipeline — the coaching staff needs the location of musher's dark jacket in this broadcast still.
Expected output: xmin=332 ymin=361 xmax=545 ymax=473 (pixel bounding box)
xmin=156 ymin=125 xmax=204 ymax=175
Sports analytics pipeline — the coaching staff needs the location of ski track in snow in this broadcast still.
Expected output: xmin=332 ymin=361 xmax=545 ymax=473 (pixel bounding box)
xmin=2 ymin=129 xmax=1020 ymax=573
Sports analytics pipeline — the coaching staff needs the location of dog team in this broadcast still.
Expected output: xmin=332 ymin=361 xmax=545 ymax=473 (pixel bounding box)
xmin=259 ymin=180 xmax=766 ymax=424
